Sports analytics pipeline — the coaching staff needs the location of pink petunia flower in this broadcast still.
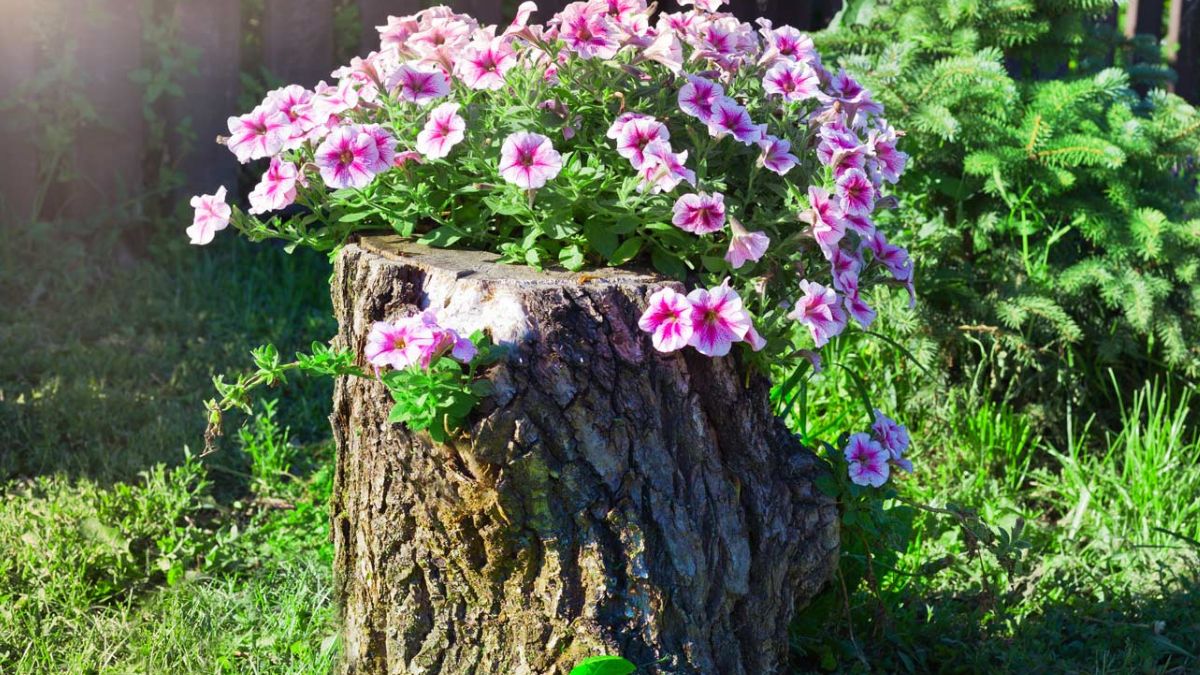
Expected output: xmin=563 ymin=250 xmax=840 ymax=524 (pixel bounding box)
xmin=409 ymin=310 xmax=477 ymax=367
xmin=226 ymin=105 xmax=289 ymax=163
xmin=310 ymin=79 xmax=360 ymax=121
xmin=416 ymin=102 xmax=466 ymax=159
xmin=677 ymin=74 xmax=724 ymax=122
xmin=867 ymin=231 xmax=914 ymax=282
xmin=672 ymin=192 xmax=726 ymax=234
xmin=787 ymin=279 xmax=847 ymax=348
xmin=637 ymin=140 xmax=695 ymax=193
xmin=706 ymin=97 xmax=763 ymax=146
xmin=615 ymin=117 xmax=669 ymax=169
xmin=606 ymin=112 xmax=652 ymax=140
xmin=836 ymin=168 xmax=876 ymax=217
xmin=365 ymin=319 xmax=423 ymax=371
xmin=389 ymin=63 xmax=451 ymax=104
xmin=763 ymin=62 xmax=822 ymax=101
xmin=187 ymin=186 xmax=231 ymax=246
xmin=642 ymin=29 xmax=684 ymax=72
xmin=315 ymin=126 xmax=381 ymax=189
xmin=759 ymin=23 xmax=818 ymax=64
xmin=687 ymin=280 xmax=753 ymax=357
xmin=499 ymin=132 xmax=563 ymax=189
xmin=724 ymin=216 xmax=770 ymax=269
xmin=248 ymin=157 xmax=300 ymax=215
xmin=638 ymin=287 xmax=695 ymax=352
xmin=845 ymin=291 xmax=876 ymax=329
xmin=871 ymin=409 xmax=911 ymax=465
xmin=868 ymin=123 xmax=908 ymax=185
xmin=267 ymin=85 xmax=319 ymax=149
xmin=844 ymin=432 xmax=890 ymax=487
xmin=558 ymin=2 xmax=620 ymax=60
xmin=816 ymin=122 xmax=866 ymax=175
xmin=842 ymin=212 xmax=876 ymax=239
xmin=758 ymin=136 xmax=799 ymax=175
xmin=799 ymin=186 xmax=845 ymax=257
xmin=828 ymin=68 xmax=884 ymax=118
xmin=455 ymin=39 xmax=516 ymax=90
xmin=359 ymin=124 xmax=397 ymax=173
xmin=829 ymin=247 xmax=863 ymax=293
xmin=679 ymin=0 xmax=727 ymax=11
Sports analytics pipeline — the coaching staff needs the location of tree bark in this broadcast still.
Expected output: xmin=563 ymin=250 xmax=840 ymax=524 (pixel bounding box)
xmin=330 ymin=235 xmax=839 ymax=675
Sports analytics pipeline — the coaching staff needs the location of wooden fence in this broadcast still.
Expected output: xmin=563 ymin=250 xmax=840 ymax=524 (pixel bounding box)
xmin=0 ymin=0 xmax=1194 ymax=225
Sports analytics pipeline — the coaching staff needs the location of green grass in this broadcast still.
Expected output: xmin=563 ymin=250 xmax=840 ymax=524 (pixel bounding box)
xmin=3 ymin=222 xmax=1199 ymax=673
xmin=0 ymin=222 xmax=339 ymax=673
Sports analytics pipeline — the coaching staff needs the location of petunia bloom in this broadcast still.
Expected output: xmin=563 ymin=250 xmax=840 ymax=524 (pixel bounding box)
xmin=416 ymin=102 xmax=466 ymax=159
xmin=499 ymin=132 xmax=563 ymax=189
xmin=672 ymin=192 xmax=726 ymax=234
xmin=226 ymin=105 xmax=288 ymax=163
xmin=836 ymin=168 xmax=876 ymax=217
xmin=787 ymin=279 xmax=847 ymax=348
xmin=638 ymin=287 xmax=695 ymax=352
xmin=724 ymin=216 xmax=770 ymax=269
xmin=706 ymin=97 xmax=763 ymax=145
xmin=359 ymin=124 xmax=397 ymax=173
xmin=762 ymin=62 xmax=821 ymax=102
xmin=558 ymin=2 xmax=620 ymax=60
xmin=615 ymin=117 xmax=670 ymax=169
xmin=365 ymin=319 xmax=423 ymax=371
xmin=187 ymin=186 xmax=231 ymax=246
xmin=315 ymin=126 xmax=381 ymax=189
xmin=637 ymin=140 xmax=695 ymax=193
xmin=248 ymin=157 xmax=300 ymax=215
xmin=687 ymin=280 xmax=753 ymax=357
xmin=844 ymin=432 xmax=890 ymax=487
xmin=758 ymin=136 xmax=799 ymax=175
xmin=389 ymin=63 xmax=450 ymax=104
xmin=871 ymin=409 xmax=911 ymax=463
xmin=677 ymin=75 xmax=724 ymax=122
xmin=455 ymin=39 xmax=516 ymax=90
xmin=409 ymin=311 xmax=477 ymax=367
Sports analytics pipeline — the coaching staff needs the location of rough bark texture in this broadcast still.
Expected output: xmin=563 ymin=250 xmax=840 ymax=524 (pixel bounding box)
xmin=331 ymin=236 xmax=839 ymax=675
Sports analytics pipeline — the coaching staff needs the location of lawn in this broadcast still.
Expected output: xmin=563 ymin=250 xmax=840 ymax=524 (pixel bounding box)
xmin=1 ymin=219 xmax=1198 ymax=673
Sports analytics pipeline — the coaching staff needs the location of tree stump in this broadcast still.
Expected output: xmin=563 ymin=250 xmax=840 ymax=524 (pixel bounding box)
xmin=330 ymin=235 xmax=840 ymax=675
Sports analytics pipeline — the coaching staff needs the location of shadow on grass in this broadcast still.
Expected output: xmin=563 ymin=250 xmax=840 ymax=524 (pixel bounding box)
xmin=0 ymin=224 xmax=336 ymax=489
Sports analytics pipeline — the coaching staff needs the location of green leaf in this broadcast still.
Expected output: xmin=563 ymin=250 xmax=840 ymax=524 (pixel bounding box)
xmin=569 ymin=656 xmax=636 ymax=675
xmin=609 ymin=237 xmax=643 ymax=265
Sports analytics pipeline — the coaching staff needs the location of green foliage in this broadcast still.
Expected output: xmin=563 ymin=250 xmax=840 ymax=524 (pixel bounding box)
xmin=569 ymin=655 xmax=637 ymax=675
xmin=380 ymin=334 xmax=498 ymax=443
xmin=818 ymin=0 xmax=1200 ymax=406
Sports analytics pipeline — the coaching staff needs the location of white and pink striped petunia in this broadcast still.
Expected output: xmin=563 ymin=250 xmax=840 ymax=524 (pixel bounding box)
xmin=787 ymin=279 xmax=847 ymax=348
xmin=686 ymin=280 xmax=753 ymax=357
xmin=672 ymin=192 xmax=726 ymax=234
xmin=638 ymin=287 xmax=695 ymax=353
xmin=706 ymin=97 xmax=764 ymax=145
xmin=226 ymin=104 xmax=289 ymax=163
xmin=187 ymin=186 xmax=232 ymax=246
xmin=315 ymin=126 xmax=381 ymax=189
xmin=416 ymin=103 xmax=466 ymax=159
xmin=677 ymin=75 xmax=724 ymax=122
xmin=615 ymin=117 xmax=670 ymax=169
xmin=844 ymin=433 xmax=890 ymax=487
xmin=455 ymin=39 xmax=516 ymax=91
xmin=762 ymin=62 xmax=822 ymax=102
xmin=758 ymin=136 xmax=799 ymax=175
xmin=637 ymin=140 xmax=695 ymax=194
xmin=725 ymin=217 xmax=770 ymax=269
xmin=499 ymin=132 xmax=563 ymax=189
xmin=248 ymin=157 xmax=300 ymax=215
xmin=389 ymin=63 xmax=450 ymax=104
xmin=836 ymin=168 xmax=876 ymax=217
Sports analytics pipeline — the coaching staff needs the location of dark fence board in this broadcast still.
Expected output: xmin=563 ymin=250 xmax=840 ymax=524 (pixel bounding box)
xmin=0 ymin=1 xmax=37 ymax=221
xmin=67 ymin=0 xmax=144 ymax=219
xmin=172 ymin=0 xmax=241 ymax=198
xmin=263 ymin=0 xmax=336 ymax=87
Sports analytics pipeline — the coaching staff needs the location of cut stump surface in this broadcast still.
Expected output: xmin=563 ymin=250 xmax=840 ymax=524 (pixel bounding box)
xmin=331 ymin=235 xmax=839 ymax=674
